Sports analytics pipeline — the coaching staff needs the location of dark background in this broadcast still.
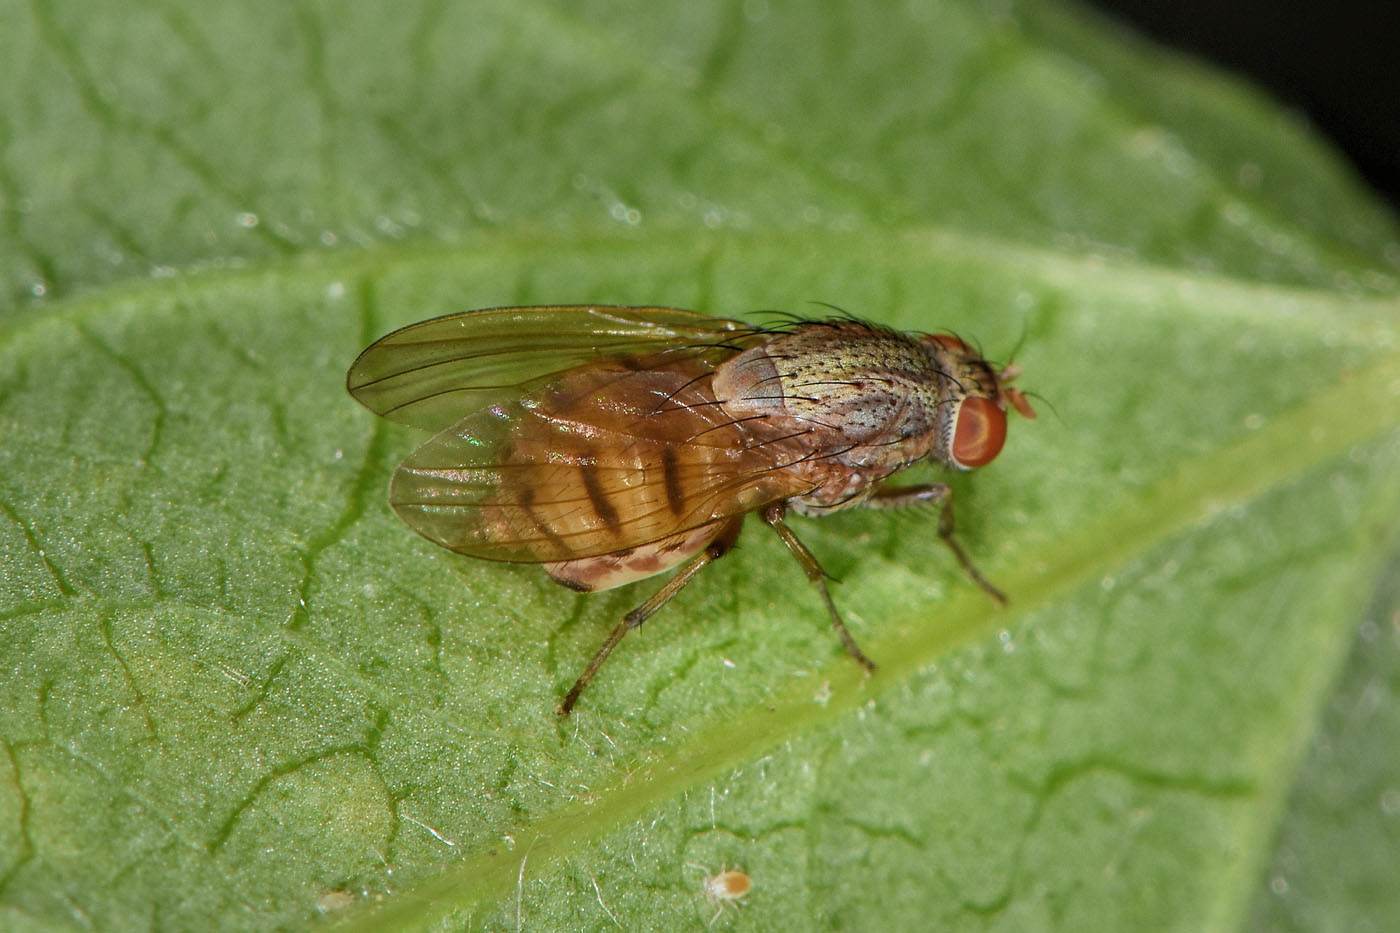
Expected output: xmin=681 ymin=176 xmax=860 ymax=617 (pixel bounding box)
xmin=1084 ymin=0 xmax=1400 ymax=210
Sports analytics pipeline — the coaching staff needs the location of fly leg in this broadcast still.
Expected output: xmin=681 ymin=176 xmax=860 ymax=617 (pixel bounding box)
xmin=558 ymin=518 xmax=743 ymax=716
xmin=761 ymin=502 xmax=876 ymax=673
xmin=866 ymin=483 xmax=1007 ymax=605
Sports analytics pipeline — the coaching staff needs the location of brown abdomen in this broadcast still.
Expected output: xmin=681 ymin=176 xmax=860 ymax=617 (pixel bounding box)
xmin=479 ymin=356 xmax=806 ymax=567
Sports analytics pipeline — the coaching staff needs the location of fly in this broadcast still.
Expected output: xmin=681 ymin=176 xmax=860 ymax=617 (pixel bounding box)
xmin=346 ymin=305 xmax=1034 ymax=714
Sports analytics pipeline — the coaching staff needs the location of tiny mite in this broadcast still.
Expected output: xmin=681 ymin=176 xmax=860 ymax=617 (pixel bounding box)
xmin=346 ymin=305 xmax=1033 ymax=714
xmin=691 ymin=865 xmax=752 ymax=925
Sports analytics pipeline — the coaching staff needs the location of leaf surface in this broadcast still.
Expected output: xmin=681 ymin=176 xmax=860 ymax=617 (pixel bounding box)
xmin=1 ymin=0 xmax=1398 ymax=930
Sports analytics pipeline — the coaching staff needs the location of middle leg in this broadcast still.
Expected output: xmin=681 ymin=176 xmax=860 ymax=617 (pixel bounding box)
xmin=761 ymin=502 xmax=876 ymax=673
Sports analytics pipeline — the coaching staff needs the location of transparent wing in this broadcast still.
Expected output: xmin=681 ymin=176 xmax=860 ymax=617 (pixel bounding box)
xmin=386 ymin=360 xmax=820 ymax=563
xmin=346 ymin=304 xmax=753 ymax=431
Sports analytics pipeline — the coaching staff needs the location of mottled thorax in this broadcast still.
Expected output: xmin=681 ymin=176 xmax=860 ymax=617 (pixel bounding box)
xmin=710 ymin=320 xmax=957 ymax=513
xmin=713 ymin=320 xmax=946 ymax=453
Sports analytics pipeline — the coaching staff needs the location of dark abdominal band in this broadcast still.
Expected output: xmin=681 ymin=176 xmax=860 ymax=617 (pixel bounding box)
xmin=661 ymin=447 xmax=685 ymax=516
xmin=579 ymin=465 xmax=622 ymax=530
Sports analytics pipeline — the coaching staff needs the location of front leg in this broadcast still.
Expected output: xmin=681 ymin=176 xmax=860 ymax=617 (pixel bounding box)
xmin=866 ymin=483 xmax=1007 ymax=605
xmin=864 ymin=482 xmax=950 ymax=510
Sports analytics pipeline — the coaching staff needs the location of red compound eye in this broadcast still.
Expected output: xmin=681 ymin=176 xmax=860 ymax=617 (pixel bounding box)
xmin=951 ymin=396 xmax=1007 ymax=468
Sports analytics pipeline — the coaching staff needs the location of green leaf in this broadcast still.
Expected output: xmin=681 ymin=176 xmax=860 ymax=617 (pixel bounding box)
xmin=1 ymin=0 xmax=1397 ymax=930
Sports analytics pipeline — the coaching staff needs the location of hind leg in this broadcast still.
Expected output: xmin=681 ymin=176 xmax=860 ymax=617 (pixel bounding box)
xmin=557 ymin=518 xmax=744 ymax=715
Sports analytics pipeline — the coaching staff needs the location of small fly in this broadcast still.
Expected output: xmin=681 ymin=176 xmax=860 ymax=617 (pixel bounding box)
xmin=346 ymin=305 xmax=1034 ymax=714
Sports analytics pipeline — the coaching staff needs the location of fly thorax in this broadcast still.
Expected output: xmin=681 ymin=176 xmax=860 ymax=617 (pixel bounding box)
xmin=712 ymin=323 xmax=944 ymax=450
